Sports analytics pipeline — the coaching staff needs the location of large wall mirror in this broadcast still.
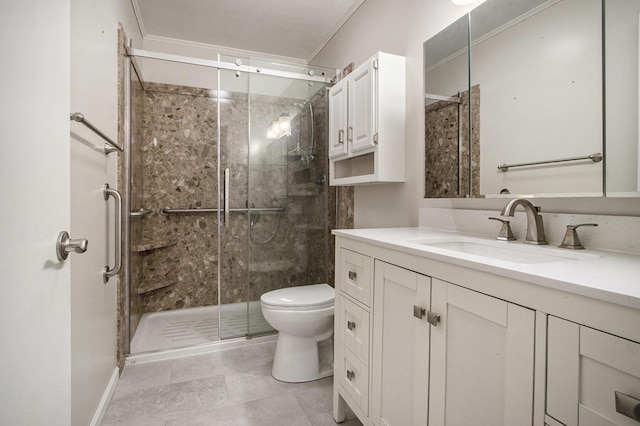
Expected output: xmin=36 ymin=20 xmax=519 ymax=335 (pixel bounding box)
xmin=424 ymin=0 xmax=640 ymax=198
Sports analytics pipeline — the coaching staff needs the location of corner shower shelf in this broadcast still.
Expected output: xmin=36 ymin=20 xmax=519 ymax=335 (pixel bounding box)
xmin=136 ymin=278 xmax=179 ymax=295
xmin=134 ymin=238 xmax=177 ymax=253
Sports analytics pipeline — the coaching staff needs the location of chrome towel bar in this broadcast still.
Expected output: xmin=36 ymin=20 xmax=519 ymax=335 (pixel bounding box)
xmin=70 ymin=112 xmax=124 ymax=154
xmin=159 ymin=206 xmax=287 ymax=216
xmin=498 ymin=152 xmax=602 ymax=172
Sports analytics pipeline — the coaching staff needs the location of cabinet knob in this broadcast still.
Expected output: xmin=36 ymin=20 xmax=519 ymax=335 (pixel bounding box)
xmin=348 ymin=271 xmax=357 ymax=281
xmin=347 ymin=321 xmax=356 ymax=331
xmin=346 ymin=370 xmax=356 ymax=381
xmin=413 ymin=305 xmax=426 ymax=319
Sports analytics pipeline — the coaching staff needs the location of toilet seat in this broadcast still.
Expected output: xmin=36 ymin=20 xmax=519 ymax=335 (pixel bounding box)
xmin=260 ymin=283 xmax=334 ymax=311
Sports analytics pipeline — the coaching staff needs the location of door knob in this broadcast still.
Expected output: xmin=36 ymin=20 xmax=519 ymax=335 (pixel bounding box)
xmin=56 ymin=231 xmax=88 ymax=261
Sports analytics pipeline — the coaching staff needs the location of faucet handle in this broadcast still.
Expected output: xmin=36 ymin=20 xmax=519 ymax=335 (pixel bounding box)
xmin=489 ymin=217 xmax=516 ymax=241
xmin=559 ymin=223 xmax=598 ymax=250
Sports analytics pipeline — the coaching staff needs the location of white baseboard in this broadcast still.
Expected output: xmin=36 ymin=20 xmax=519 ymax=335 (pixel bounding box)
xmin=90 ymin=367 xmax=119 ymax=426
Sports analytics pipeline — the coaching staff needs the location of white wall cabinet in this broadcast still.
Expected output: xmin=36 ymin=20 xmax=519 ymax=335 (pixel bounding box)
xmin=546 ymin=316 xmax=640 ymax=426
xmin=328 ymin=52 xmax=405 ymax=186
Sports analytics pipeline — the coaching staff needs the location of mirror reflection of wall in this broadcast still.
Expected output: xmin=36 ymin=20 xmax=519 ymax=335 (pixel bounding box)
xmin=424 ymin=0 xmax=610 ymax=199
xmin=605 ymin=0 xmax=640 ymax=197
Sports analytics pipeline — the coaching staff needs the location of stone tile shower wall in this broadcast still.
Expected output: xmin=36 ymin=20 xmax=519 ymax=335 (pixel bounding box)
xmin=129 ymin=81 xmax=340 ymax=314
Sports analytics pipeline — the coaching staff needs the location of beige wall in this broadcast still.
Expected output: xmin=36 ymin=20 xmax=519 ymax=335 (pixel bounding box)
xmin=312 ymin=0 xmax=640 ymax=228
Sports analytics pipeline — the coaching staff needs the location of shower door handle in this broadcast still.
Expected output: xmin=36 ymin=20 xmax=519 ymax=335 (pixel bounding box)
xmin=223 ymin=168 xmax=230 ymax=228
xmin=103 ymin=183 xmax=122 ymax=283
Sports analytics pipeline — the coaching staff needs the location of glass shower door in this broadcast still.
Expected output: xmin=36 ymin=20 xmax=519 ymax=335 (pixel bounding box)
xmin=245 ymin=59 xmax=330 ymax=337
xmin=218 ymin=60 xmax=255 ymax=340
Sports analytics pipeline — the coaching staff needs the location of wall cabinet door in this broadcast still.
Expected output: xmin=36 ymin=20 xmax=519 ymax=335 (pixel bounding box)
xmin=547 ymin=316 xmax=640 ymax=426
xmin=371 ymin=261 xmax=430 ymax=426
xmin=429 ymin=279 xmax=536 ymax=426
xmin=348 ymin=58 xmax=376 ymax=154
xmin=328 ymin=77 xmax=348 ymax=158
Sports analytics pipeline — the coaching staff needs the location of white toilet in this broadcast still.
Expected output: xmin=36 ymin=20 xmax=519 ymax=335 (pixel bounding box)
xmin=260 ymin=283 xmax=335 ymax=383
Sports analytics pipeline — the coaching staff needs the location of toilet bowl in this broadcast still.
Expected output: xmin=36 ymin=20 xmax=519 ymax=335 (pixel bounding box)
xmin=260 ymin=283 xmax=335 ymax=383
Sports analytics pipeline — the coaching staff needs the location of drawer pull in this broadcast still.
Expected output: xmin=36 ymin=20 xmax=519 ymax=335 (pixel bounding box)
xmin=348 ymin=271 xmax=357 ymax=280
xmin=427 ymin=311 xmax=441 ymax=327
xmin=347 ymin=321 xmax=356 ymax=331
xmin=615 ymin=391 xmax=640 ymax=421
xmin=346 ymin=370 xmax=356 ymax=381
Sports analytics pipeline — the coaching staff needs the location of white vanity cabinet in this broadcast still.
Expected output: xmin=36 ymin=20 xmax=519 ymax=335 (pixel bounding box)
xmin=429 ymin=279 xmax=536 ymax=426
xmin=370 ymin=261 xmax=430 ymax=426
xmin=546 ymin=316 xmax=640 ymax=426
xmin=334 ymin=242 xmax=537 ymax=426
xmin=333 ymin=232 xmax=640 ymax=426
xmin=328 ymin=51 xmax=405 ymax=186
xmin=334 ymin=248 xmax=373 ymax=422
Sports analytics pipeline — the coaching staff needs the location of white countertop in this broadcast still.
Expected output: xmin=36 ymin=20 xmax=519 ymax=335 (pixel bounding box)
xmin=333 ymin=227 xmax=640 ymax=310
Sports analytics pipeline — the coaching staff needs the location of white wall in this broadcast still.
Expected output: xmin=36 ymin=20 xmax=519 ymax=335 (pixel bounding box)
xmin=0 ymin=0 xmax=139 ymax=424
xmin=312 ymin=0 xmax=640 ymax=228
xmin=0 ymin=1 xmax=72 ymax=424
xmin=70 ymin=1 xmax=140 ymax=424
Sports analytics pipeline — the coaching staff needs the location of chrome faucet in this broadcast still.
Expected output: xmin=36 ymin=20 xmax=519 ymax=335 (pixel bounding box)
xmin=500 ymin=199 xmax=548 ymax=245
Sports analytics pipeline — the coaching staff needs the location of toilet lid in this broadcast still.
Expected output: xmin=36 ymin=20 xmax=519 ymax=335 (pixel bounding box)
xmin=260 ymin=284 xmax=334 ymax=309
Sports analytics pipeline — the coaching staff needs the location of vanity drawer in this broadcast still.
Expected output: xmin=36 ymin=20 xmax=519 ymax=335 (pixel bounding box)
xmin=340 ymin=249 xmax=372 ymax=307
xmin=340 ymin=295 xmax=370 ymax=364
xmin=547 ymin=316 xmax=640 ymax=426
xmin=339 ymin=347 xmax=369 ymax=416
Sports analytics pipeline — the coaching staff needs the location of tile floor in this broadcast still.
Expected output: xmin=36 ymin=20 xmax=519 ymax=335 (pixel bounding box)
xmin=102 ymin=341 xmax=363 ymax=425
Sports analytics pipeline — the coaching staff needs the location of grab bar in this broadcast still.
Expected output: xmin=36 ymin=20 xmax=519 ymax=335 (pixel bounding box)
xmin=130 ymin=208 xmax=152 ymax=218
xmin=70 ymin=112 xmax=124 ymax=154
xmin=103 ymin=184 xmax=122 ymax=283
xmin=497 ymin=152 xmax=603 ymax=172
xmin=159 ymin=206 xmax=287 ymax=215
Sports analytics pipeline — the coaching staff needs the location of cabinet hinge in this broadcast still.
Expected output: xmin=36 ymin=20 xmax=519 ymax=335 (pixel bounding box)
xmin=373 ymin=59 xmax=378 ymax=70
xmin=373 ymin=133 xmax=379 ymax=144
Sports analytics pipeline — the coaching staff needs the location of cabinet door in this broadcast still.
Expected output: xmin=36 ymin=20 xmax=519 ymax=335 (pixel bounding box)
xmin=429 ymin=279 xmax=536 ymax=426
xmin=348 ymin=58 xmax=377 ymax=154
xmin=329 ymin=77 xmax=348 ymax=158
xmin=547 ymin=316 xmax=640 ymax=426
xmin=371 ymin=261 xmax=430 ymax=426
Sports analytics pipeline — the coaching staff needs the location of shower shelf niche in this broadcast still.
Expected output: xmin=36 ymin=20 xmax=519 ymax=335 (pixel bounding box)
xmin=134 ymin=238 xmax=177 ymax=253
xmin=136 ymin=277 xmax=179 ymax=295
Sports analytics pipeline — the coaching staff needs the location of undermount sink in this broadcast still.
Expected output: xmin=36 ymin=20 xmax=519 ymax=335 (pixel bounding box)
xmin=407 ymin=237 xmax=598 ymax=264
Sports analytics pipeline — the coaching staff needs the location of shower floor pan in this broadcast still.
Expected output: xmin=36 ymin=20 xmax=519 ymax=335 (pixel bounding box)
xmin=131 ymin=301 xmax=273 ymax=353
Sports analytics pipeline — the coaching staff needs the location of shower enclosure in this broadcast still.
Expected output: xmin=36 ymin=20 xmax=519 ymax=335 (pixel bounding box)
xmin=119 ymin=49 xmax=335 ymax=357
